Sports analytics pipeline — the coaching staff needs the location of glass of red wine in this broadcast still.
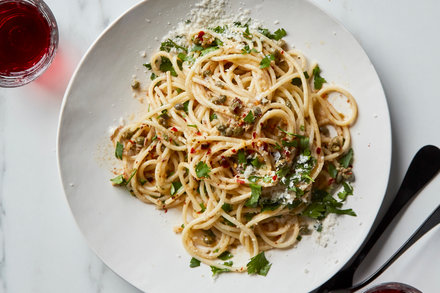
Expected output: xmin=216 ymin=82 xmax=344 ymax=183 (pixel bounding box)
xmin=0 ymin=0 xmax=58 ymax=88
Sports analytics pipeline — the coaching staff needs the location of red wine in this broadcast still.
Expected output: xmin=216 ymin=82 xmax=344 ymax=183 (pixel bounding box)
xmin=0 ymin=1 xmax=51 ymax=75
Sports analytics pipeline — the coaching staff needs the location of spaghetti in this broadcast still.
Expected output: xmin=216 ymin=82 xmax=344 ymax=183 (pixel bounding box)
xmin=111 ymin=24 xmax=357 ymax=274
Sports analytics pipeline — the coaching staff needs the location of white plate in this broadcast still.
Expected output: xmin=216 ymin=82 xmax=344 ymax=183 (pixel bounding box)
xmin=57 ymin=0 xmax=391 ymax=292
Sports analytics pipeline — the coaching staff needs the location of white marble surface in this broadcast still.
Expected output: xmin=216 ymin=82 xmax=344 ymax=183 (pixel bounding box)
xmin=0 ymin=0 xmax=439 ymax=292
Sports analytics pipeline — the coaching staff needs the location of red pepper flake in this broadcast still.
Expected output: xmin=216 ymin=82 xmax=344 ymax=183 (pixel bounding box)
xmin=201 ymin=143 xmax=210 ymax=149
xmin=242 ymin=113 xmax=246 ymax=118
xmin=171 ymin=127 xmax=178 ymax=132
xmin=169 ymin=137 xmax=172 ymax=142
xmin=197 ymin=31 xmax=205 ymax=40
xmin=252 ymin=132 xmax=257 ymax=139
xmin=129 ymin=140 xmax=135 ymax=144
xmin=328 ymin=178 xmax=335 ymax=185
xmin=251 ymin=142 xmax=256 ymax=148
xmin=196 ymin=131 xmax=202 ymax=136
xmin=281 ymin=50 xmax=284 ymax=55
xmin=190 ymin=148 xmax=196 ymax=154
xmin=220 ymin=157 xmax=230 ymax=168
xmin=237 ymin=179 xmax=245 ymax=184
xmin=316 ymin=147 xmax=321 ymax=154
xmin=272 ymin=175 xmax=278 ymax=181
xmin=231 ymin=149 xmax=236 ymax=153
xmin=207 ymin=149 xmax=211 ymax=155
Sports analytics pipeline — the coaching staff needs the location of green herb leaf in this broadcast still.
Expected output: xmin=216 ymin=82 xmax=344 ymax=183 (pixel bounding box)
xmin=312 ymin=65 xmax=327 ymax=90
xmin=210 ymin=113 xmax=218 ymax=121
xmin=200 ymin=202 xmax=206 ymax=212
xmin=243 ymin=26 xmax=252 ymax=40
xmin=282 ymin=139 xmax=298 ymax=147
xmin=327 ymin=163 xmax=337 ymax=178
xmin=150 ymin=72 xmax=157 ymax=80
xmin=241 ymin=45 xmax=258 ymax=54
xmin=221 ymin=203 xmax=233 ymax=213
xmin=244 ymin=212 xmax=257 ymax=221
xmin=190 ymin=257 xmax=201 ymax=268
xmin=223 ymin=261 xmax=233 ymax=267
xmin=248 ymin=175 xmax=261 ymax=183
xmin=274 ymin=143 xmax=282 ymax=150
xmin=218 ymin=251 xmax=233 ymax=260
xmin=160 ymin=38 xmax=187 ymax=53
xmin=177 ymin=52 xmax=195 ymax=63
xmin=251 ymin=157 xmax=262 ymax=169
xmin=244 ymin=110 xmax=255 ymax=123
xmin=260 ymin=54 xmax=275 ymax=69
xmin=191 ymin=44 xmax=204 ymax=52
xmin=187 ymin=124 xmax=198 ymax=128
xmin=143 ymin=63 xmax=152 ymax=70
xmin=115 ymin=141 xmax=123 ymax=159
xmin=222 ymin=216 xmax=236 ymax=227
xmin=263 ymin=175 xmax=273 ymax=183
xmin=338 ymin=182 xmax=354 ymax=201
xmin=183 ymin=101 xmax=189 ymax=114
xmin=237 ymin=149 xmax=246 ymax=164
xmin=246 ymin=252 xmax=271 ymax=276
xmin=170 ymin=180 xmax=182 ymax=196
xmin=212 ymin=25 xmax=226 ymax=33
xmin=126 ymin=169 xmax=137 ymax=185
xmin=201 ymin=46 xmax=219 ymax=56
xmin=245 ymin=184 xmax=262 ymax=208
xmin=196 ymin=161 xmax=211 ymax=178
xmin=339 ymin=148 xmax=354 ymax=168
xmin=272 ymin=28 xmax=287 ymax=40
xmin=110 ymin=174 xmax=125 ymax=185
xmin=211 ymin=266 xmax=230 ymax=276
xmin=159 ymin=56 xmax=177 ymax=77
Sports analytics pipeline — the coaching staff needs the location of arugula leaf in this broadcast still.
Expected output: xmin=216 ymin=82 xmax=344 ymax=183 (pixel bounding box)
xmin=143 ymin=63 xmax=152 ymax=70
xmin=338 ymin=182 xmax=354 ymax=201
xmin=260 ymin=54 xmax=275 ymax=69
xmin=221 ymin=203 xmax=233 ymax=213
xmin=244 ymin=110 xmax=255 ymax=123
xmin=210 ymin=113 xmax=218 ymax=121
xmin=237 ymin=149 xmax=246 ymax=164
xmin=170 ymin=180 xmax=182 ymax=196
xmin=245 ymin=184 xmax=262 ymax=208
xmin=218 ymin=251 xmax=233 ymax=260
xmin=115 ymin=141 xmax=123 ymax=159
xmin=339 ymin=148 xmax=354 ymax=168
xmin=160 ymin=38 xmax=187 ymax=53
xmin=195 ymin=161 xmax=211 ymax=178
xmin=190 ymin=257 xmax=201 ymax=268
xmin=159 ymin=56 xmax=177 ymax=77
xmin=328 ymin=163 xmax=337 ymax=178
xmin=312 ymin=65 xmax=327 ymax=90
xmin=246 ymin=252 xmax=271 ymax=276
xmin=211 ymin=266 xmax=230 ymax=276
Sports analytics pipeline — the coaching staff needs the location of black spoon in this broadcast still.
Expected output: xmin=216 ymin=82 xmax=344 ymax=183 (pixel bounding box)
xmin=329 ymin=203 xmax=440 ymax=293
xmin=314 ymin=145 xmax=440 ymax=293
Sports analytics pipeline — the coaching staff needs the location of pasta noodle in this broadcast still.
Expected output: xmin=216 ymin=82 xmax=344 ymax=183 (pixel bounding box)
xmin=111 ymin=24 xmax=357 ymax=273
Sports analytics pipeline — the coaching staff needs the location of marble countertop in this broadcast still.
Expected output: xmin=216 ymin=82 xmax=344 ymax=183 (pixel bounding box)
xmin=1 ymin=0 xmax=439 ymax=292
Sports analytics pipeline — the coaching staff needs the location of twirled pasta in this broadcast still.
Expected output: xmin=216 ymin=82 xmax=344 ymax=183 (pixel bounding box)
xmin=111 ymin=25 xmax=357 ymax=272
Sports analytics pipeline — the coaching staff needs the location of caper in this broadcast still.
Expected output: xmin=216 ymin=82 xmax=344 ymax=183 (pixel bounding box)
xmin=202 ymin=230 xmax=216 ymax=245
xmin=232 ymin=126 xmax=244 ymax=136
xmin=158 ymin=117 xmax=168 ymax=127
xmin=135 ymin=136 xmax=145 ymax=145
xmin=229 ymin=97 xmax=243 ymax=114
xmin=212 ymin=95 xmax=227 ymax=105
xmin=174 ymin=103 xmax=185 ymax=110
xmin=131 ymin=80 xmax=140 ymax=89
xmin=253 ymin=106 xmax=262 ymax=117
xmin=224 ymin=127 xmax=233 ymax=137
xmin=217 ymin=124 xmax=227 ymax=132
